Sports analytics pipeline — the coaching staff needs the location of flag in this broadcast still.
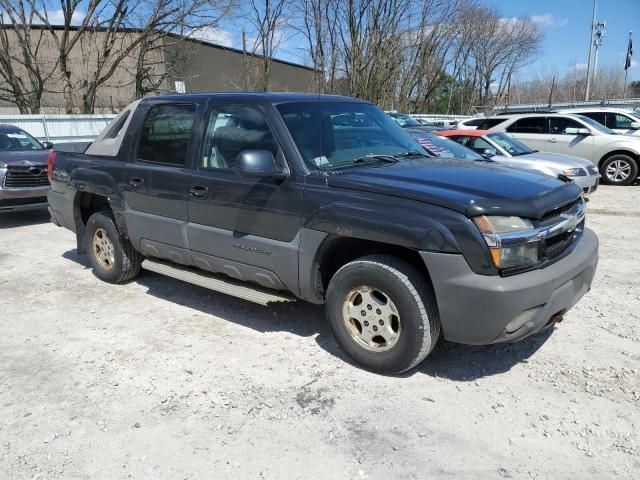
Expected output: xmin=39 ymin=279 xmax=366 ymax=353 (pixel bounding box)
xmin=625 ymin=36 xmax=633 ymax=70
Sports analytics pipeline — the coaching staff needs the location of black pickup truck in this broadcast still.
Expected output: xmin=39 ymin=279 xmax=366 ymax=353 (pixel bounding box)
xmin=47 ymin=93 xmax=598 ymax=373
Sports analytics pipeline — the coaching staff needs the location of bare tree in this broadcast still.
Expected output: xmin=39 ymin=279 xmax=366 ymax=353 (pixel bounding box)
xmin=465 ymin=7 xmax=541 ymax=112
xmin=0 ymin=4 xmax=58 ymax=113
xmin=18 ymin=0 xmax=234 ymax=113
xmin=293 ymin=0 xmax=341 ymax=92
xmin=243 ymin=0 xmax=290 ymax=91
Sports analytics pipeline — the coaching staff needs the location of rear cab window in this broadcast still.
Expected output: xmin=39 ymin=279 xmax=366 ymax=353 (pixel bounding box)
xmin=136 ymin=104 xmax=196 ymax=166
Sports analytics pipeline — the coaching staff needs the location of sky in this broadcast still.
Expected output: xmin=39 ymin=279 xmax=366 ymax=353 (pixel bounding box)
xmin=32 ymin=0 xmax=640 ymax=82
xmin=486 ymin=0 xmax=639 ymax=82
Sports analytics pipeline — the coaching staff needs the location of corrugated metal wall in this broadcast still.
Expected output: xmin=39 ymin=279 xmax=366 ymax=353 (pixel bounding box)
xmin=0 ymin=115 xmax=116 ymax=143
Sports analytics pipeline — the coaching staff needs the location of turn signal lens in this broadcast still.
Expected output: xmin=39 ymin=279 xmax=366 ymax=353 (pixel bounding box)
xmin=473 ymin=215 xmax=533 ymax=234
xmin=489 ymin=243 xmax=539 ymax=269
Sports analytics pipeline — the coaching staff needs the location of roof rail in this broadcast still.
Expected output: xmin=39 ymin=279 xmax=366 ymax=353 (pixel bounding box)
xmin=497 ymin=109 xmax=557 ymax=115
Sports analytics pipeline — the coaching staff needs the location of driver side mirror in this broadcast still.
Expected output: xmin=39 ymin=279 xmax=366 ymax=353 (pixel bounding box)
xmin=42 ymin=141 xmax=54 ymax=149
xmin=630 ymin=121 xmax=640 ymax=130
xmin=565 ymin=127 xmax=591 ymax=136
xmin=482 ymin=147 xmax=497 ymax=157
xmin=235 ymin=150 xmax=288 ymax=180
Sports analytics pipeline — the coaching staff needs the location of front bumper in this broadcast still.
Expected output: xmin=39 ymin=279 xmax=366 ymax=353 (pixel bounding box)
xmin=420 ymin=227 xmax=599 ymax=345
xmin=0 ymin=186 xmax=50 ymax=212
xmin=570 ymin=174 xmax=600 ymax=195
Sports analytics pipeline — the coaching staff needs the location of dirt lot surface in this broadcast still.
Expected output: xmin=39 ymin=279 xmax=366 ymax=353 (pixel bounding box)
xmin=1 ymin=185 xmax=639 ymax=479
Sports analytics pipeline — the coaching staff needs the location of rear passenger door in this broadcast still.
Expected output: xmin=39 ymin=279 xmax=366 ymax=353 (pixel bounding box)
xmin=123 ymin=102 xmax=201 ymax=265
xmin=186 ymin=103 xmax=303 ymax=293
xmin=505 ymin=117 xmax=548 ymax=152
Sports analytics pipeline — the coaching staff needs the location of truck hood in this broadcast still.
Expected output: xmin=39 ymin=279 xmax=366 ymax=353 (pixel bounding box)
xmin=326 ymin=158 xmax=582 ymax=219
xmin=0 ymin=150 xmax=50 ymax=168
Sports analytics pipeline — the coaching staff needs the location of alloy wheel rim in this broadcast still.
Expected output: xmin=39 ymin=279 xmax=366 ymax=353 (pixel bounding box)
xmin=342 ymin=286 xmax=401 ymax=352
xmin=93 ymin=228 xmax=115 ymax=269
xmin=606 ymin=159 xmax=631 ymax=182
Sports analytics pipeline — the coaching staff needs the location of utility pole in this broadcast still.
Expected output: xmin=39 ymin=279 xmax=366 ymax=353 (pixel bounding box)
xmin=585 ymin=0 xmax=596 ymax=101
xmin=592 ymin=21 xmax=606 ymax=92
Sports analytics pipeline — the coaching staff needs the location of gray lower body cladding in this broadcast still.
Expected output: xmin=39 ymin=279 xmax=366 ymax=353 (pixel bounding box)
xmin=421 ymin=227 xmax=599 ymax=345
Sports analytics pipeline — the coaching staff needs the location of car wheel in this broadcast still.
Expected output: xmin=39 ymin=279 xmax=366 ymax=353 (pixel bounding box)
xmin=325 ymin=255 xmax=440 ymax=374
xmin=599 ymin=154 xmax=638 ymax=186
xmin=86 ymin=210 xmax=142 ymax=283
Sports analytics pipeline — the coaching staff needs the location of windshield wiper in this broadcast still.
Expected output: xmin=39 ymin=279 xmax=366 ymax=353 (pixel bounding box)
xmin=351 ymin=154 xmax=401 ymax=164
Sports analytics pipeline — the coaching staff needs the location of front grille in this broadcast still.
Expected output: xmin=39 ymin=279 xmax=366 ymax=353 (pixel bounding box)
xmin=0 ymin=196 xmax=48 ymax=208
xmin=541 ymin=228 xmax=578 ymax=260
xmin=3 ymin=166 xmax=50 ymax=188
xmin=538 ymin=198 xmax=581 ymax=228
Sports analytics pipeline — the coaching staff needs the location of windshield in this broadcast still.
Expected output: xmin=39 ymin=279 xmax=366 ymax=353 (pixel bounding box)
xmin=410 ymin=132 xmax=484 ymax=160
xmin=388 ymin=113 xmax=422 ymax=127
xmin=486 ymin=132 xmax=533 ymax=156
xmin=0 ymin=129 xmax=44 ymax=151
xmin=576 ymin=114 xmax=616 ymax=135
xmin=277 ymin=102 xmax=424 ymax=170
xmin=630 ymin=111 xmax=640 ymax=121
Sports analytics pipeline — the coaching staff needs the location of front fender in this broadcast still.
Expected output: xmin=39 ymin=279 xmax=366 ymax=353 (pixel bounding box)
xmin=302 ymin=186 xmax=496 ymax=276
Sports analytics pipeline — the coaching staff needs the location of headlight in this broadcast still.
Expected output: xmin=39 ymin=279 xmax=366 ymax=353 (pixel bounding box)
xmin=562 ymin=167 xmax=586 ymax=177
xmin=473 ymin=215 xmax=539 ymax=269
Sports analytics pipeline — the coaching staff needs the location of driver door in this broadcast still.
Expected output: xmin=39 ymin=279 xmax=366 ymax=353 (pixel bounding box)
xmin=186 ymin=103 xmax=303 ymax=292
xmin=547 ymin=117 xmax=595 ymax=161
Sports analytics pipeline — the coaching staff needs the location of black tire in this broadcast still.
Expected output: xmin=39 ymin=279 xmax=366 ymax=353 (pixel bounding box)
xmin=325 ymin=255 xmax=440 ymax=374
xmin=85 ymin=210 xmax=142 ymax=284
xmin=599 ymin=154 xmax=638 ymax=186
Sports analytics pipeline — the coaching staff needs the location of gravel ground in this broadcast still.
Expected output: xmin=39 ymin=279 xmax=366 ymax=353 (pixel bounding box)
xmin=1 ymin=185 xmax=639 ymax=479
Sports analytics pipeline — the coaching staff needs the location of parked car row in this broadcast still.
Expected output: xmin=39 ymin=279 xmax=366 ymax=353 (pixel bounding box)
xmin=389 ymin=107 xmax=640 ymax=187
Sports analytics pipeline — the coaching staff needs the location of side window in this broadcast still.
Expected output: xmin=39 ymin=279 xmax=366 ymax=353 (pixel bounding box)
xmin=582 ymin=111 xmax=606 ymax=125
xmin=476 ymin=118 xmax=507 ymax=130
xmin=466 ymin=137 xmax=492 ymax=154
xmin=506 ymin=117 xmax=547 ymax=134
xmin=608 ymin=113 xmax=633 ymax=129
xmin=137 ymin=104 xmax=196 ymax=166
xmin=201 ymin=105 xmax=277 ymax=170
xmin=549 ymin=117 xmax=583 ymax=135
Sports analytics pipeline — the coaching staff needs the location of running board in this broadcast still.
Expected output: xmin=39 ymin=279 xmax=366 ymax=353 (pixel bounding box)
xmin=141 ymin=259 xmax=295 ymax=306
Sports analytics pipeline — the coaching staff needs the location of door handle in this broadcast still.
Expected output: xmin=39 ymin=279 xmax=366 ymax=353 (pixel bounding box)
xmin=547 ymin=138 xmax=557 ymax=143
xmin=190 ymin=185 xmax=208 ymax=198
xmin=129 ymin=177 xmax=144 ymax=188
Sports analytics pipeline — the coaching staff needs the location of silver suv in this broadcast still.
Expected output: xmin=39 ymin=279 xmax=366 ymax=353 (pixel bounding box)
xmin=478 ymin=113 xmax=640 ymax=186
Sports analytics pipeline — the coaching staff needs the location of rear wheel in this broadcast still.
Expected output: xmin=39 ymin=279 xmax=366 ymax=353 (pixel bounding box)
xmin=325 ymin=255 xmax=440 ymax=374
xmin=86 ymin=211 xmax=142 ymax=283
xmin=599 ymin=154 xmax=638 ymax=186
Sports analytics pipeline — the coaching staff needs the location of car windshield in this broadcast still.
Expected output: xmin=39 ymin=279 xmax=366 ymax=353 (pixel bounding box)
xmin=0 ymin=129 xmax=44 ymax=151
xmin=410 ymin=132 xmax=484 ymax=160
xmin=630 ymin=111 xmax=640 ymax=121
xmin=277 ymin=102 xmax=425 ymax=170
xmin=576 ymin=115 xmax=616 ymax=135
xmin=388 ymin=113 xmax=422 ymax=127
xmin=486 ymin=132 xmax=533 ymax=156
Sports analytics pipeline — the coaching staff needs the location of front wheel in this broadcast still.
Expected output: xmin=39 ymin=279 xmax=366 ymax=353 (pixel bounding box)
xmin=86 ymin=211 xmax=142 ymax=284
xmin=325 ymin=255 xmax=440 ymax=374
xmin=599 ymin=155 xmax=638 ymax=186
